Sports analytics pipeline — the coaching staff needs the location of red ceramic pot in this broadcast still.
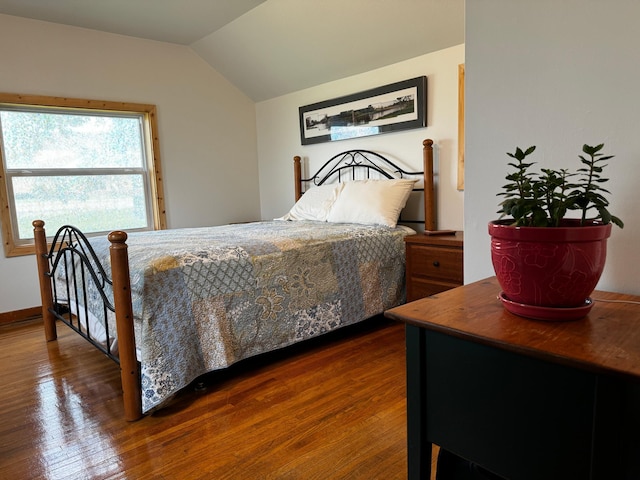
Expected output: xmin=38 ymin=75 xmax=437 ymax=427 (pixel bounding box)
xmin=488 ymin=219 xmax=612 ymax=310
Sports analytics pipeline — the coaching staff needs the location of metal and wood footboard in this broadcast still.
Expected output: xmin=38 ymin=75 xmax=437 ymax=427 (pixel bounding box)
xmin=33 ymin=220 xmax=142 ymax=421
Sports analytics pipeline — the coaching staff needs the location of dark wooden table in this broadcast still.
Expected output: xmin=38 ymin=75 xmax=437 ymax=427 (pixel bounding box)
xmin=385 ymin=277 xmax=640 ymax=480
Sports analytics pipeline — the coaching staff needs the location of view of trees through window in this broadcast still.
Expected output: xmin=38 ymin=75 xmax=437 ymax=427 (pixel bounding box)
xmin=1 ymin=108 xmax=150 ymax=241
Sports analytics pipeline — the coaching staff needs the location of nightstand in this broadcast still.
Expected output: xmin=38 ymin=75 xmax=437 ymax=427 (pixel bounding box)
xmin=404 ymin=231 xmax=463 ymax=302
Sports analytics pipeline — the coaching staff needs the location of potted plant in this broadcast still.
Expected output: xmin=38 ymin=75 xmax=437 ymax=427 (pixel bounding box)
xmin=488 ymin=143 xmax=624 ymax=320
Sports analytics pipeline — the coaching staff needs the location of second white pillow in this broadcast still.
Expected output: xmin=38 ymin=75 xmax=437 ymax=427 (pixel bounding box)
xmin=326 ymin=178 xmax=417 ymax=228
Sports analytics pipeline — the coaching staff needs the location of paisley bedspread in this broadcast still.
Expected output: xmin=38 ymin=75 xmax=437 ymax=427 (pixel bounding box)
xmin=78 ymin=220 xmax=414 ymax=413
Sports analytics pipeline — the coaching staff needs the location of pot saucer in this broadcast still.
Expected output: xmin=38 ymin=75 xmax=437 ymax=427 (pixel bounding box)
xmin=499 ymin=292 xmax=594 ymax=321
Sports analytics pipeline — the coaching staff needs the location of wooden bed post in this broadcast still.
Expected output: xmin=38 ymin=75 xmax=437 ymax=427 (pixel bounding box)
xmin=423 ymin=139 xmax=455 ymax=235
xmin=32 ymin=220 xmax=57 ymax=342
xmin=423 ymin=139 xmax=436 ymax=232
xmin=294 ymin=155 xmax=302 ymax=201
xmin=108 ymin=230 xmax=142 ymax=421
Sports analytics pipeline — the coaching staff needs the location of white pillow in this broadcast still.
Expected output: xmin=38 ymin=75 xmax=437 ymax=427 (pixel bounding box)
xmin=277 ymin=183 xmax=344 ymax=221
xmin=326 ymin=178 xmax=417 ymax=227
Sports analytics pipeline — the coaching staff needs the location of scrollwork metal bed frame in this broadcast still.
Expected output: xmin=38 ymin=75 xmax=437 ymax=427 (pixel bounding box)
xmin=33 ymin=138 xmax=437 ymax=421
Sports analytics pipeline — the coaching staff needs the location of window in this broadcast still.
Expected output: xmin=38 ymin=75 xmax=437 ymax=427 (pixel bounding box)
xmin=0 ymin=93 xmax=166 ymax=257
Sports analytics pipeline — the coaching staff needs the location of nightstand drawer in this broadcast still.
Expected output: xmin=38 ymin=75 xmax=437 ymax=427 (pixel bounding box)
xmin=404 ymin=232 xmax=463 ymax=302
xmin=408 ymin=245 xmax=463 ymax=284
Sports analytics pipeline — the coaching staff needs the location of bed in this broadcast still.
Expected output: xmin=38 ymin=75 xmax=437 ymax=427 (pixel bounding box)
xmin=33 ymin=139 xmax=437 ymax=421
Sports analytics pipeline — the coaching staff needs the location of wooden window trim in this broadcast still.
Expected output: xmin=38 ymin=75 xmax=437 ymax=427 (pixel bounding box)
xmin=0 ymin=93 xmax=167 ymax=257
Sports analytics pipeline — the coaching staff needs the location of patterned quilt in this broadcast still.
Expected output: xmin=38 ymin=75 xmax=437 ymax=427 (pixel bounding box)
xmin=73 ymin=220 xmax=414 ymax=413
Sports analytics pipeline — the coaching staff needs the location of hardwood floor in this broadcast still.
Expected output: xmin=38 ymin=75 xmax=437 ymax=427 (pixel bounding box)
xmin=0 ymin=316 xmax=437 ymax=479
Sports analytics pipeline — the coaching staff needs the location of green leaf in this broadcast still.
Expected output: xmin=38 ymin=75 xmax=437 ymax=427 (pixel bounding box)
xmin=583 ymin=143 xmax=604 ymax=155
xmin=611 ymin=216 xmax=625 ymax=228
xmin=598 ymin=207 xmax=612 ymax=224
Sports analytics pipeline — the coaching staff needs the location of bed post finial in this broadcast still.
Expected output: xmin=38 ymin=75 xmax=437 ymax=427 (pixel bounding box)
xmin=294 ymin=156 xmax=302 ymax=201
xmin=108 ymin=230 xmax=142 ymax=421
xmin=33 ymin=220 xmax=57 ymax=342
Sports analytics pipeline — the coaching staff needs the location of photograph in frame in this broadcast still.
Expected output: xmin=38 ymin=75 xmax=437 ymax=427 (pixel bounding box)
xmin=299 ymin=76 xmax=427 ymax=145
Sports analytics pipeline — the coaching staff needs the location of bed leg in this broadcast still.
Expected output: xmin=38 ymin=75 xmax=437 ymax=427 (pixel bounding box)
xmin=109 ymin=230 xmax=143 ymax=421
xmin=33 ymin=220 xmax=57 ymax=342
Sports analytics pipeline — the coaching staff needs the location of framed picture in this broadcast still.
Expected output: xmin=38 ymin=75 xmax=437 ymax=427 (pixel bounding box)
xmin=299 ymin=76 xmax=427 ymax=145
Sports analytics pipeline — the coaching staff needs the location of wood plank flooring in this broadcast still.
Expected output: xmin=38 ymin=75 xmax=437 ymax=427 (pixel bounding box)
xmin=0 ymin=316 xmax=437 ymax=479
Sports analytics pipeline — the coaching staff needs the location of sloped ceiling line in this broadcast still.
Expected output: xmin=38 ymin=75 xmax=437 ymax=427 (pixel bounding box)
xmin=0 ymin=0 xmax=464 ymax=101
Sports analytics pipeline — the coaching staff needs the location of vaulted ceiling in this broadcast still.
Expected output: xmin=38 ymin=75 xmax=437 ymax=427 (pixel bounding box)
xmin=0 ymin=0 xmax=465 ymax=101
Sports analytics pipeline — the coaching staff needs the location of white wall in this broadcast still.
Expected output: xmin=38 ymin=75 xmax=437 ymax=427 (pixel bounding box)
xmin=465 ymin=1 xmax=640 ymax=295
xmin=0 ymin=14 xmax=260 ymax=313
xmin=256 ymin=45 xmax=465 ymax=231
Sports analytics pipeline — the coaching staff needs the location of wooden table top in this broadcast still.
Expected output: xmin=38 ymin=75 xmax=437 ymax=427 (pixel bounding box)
xmin=385 ymin=277 xmax=640 ymax=381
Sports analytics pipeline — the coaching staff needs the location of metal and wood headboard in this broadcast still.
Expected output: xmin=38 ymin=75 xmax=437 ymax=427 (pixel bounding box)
xmin=294 ymin=139 xmax=436 ymax=232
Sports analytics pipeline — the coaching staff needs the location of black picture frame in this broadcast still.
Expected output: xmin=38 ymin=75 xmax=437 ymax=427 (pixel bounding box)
xmin=299 ymin=76 xmax=427 ymax=145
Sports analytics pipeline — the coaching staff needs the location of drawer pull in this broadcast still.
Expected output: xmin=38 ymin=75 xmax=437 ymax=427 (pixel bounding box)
xmin=433 ymin=261 xmax=440 ymax=267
